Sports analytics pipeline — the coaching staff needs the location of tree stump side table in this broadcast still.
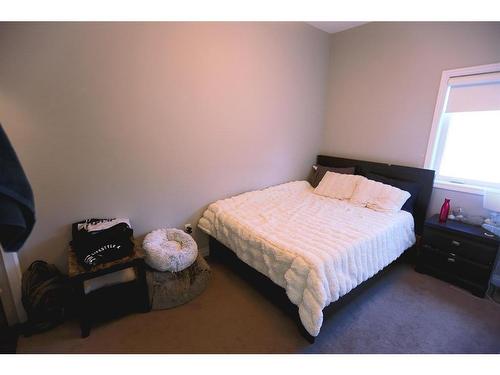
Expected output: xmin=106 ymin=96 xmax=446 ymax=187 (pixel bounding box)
xmin=68 ymin=241 xmax=151 ymax=338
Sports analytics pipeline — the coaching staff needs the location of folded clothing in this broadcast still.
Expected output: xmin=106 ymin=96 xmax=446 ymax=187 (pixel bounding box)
xmin=71 ymin=218 xmax=134 ymax=269
xmin=77 ymin=217 xmax=131 ymax=232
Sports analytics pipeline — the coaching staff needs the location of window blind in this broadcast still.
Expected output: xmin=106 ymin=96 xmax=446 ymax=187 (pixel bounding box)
xmin=445 ymin=72 xmax=500 ymax=113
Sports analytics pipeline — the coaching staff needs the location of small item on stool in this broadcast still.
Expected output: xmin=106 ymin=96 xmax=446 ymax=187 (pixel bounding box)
xmin=146 ymin=254 xmax=211 ymax=310
xmin=142 ymin=228 xmax=198 ymax=272
xmin=439 ymin=198 xmax=450 ymax=223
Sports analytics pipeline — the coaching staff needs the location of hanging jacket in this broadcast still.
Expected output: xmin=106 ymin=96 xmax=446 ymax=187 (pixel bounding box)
xmin=0 ymin=124 xmax=35 ymax=252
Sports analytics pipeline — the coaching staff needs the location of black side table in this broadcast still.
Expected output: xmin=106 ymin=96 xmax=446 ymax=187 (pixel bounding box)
xmin=416 ymin=214 xmax=500 ymax=297
xmin=68 ymin=242 xmax=150 ymax=338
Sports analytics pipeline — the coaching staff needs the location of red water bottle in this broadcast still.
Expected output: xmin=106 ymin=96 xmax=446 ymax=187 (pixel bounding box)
xmin=439 ymin=198 xmax=450 ymax=223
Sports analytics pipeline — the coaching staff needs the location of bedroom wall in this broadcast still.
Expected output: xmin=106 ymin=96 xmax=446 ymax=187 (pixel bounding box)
xmin=0 ymin=22 xmax=330 ymax=271
xmin=322 ymin=22 xmax=500 ymax=218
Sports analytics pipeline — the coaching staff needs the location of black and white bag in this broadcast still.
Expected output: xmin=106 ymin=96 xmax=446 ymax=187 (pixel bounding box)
xmin=71 ymin=218 xmax=134 ymax=269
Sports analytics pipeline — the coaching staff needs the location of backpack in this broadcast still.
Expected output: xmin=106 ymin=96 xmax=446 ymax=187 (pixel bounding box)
xmin=21 ymin=261 xmax=68 ymax=334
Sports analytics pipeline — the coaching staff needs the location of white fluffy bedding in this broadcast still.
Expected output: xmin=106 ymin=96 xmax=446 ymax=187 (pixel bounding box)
xmin=198 ymin=181 xmax=416 ymax=336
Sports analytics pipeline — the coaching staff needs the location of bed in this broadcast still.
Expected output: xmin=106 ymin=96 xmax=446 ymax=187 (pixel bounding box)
xmin=198 ymin=155 xmax=435 ymax=342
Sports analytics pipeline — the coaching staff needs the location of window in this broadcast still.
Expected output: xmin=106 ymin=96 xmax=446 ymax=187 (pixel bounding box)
xmin=425 ymin=63 xmax=500 ymax=194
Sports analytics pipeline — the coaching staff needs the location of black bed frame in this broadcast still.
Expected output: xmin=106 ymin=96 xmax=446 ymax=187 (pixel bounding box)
xmin=316 ymin=155 xmax=435 ymax=236
xmin=209 ymin=155 xmax=435 ymax=343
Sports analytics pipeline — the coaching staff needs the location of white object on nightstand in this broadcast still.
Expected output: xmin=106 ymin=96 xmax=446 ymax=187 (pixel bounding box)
xmin=482 ymin=189 xmax=500 ymax=236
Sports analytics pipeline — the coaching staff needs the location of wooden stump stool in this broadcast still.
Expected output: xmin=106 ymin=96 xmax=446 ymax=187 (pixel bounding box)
xmin=146 ymin=254 xmax=211 ymax=310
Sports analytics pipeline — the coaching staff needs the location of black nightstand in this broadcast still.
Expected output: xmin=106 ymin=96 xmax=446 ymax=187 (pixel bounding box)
xmin=416 ymin=214 xmax=500 ymax=297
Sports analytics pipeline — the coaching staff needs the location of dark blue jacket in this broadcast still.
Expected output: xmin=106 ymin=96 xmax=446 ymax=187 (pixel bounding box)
xmin=0 ymin=124 xmax=35 ymax=252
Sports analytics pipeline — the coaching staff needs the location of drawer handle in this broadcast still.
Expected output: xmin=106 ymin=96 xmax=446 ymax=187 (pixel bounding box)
xmin=447 ymin=257 xmax=456 ymax=263
xmin=451 ymin=240 xmax=461 ymax=247
xmin=449 ymin=252 xmax=456 ymax=257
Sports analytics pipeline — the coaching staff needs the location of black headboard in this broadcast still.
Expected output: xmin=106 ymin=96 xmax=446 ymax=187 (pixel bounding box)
xmin=317 ymin=155 xmax=435 ymax=236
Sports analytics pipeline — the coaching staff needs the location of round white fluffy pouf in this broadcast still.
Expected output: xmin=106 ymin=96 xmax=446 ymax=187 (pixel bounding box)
xmin=143 ymin=228 xmax=198 ymax=272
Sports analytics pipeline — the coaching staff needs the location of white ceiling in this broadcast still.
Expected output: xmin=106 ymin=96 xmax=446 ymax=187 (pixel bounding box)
xmin=307 ymin=22 xmax=367 ymax=34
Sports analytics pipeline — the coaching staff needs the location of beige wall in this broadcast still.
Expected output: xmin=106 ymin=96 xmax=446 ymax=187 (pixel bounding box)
xmin=5 ymin=21 xmax=497 ymax=272
xmin=0 ymin=22 xmax=330 ymax=270
xmin=322 ymin=22 xmax=500 ymax=217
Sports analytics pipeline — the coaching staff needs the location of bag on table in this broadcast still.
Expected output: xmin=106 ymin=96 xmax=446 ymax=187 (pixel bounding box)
xmin=71 ymin=218 xmax=134 ymax=269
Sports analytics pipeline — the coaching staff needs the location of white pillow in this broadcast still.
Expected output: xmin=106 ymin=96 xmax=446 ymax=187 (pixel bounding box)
xmin=350 ymin=177 xmax=411 ymax=212
xmin=368 ymin=183 xmax=411 ymax=212
xmin=350 ymin=177 xmax=384 ymax=207
xmin=313 ymin=171 xmax=363 ymax=200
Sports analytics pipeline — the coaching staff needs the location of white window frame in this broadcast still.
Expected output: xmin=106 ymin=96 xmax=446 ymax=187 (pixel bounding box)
xmin=424 ymin=62 xmax=500 ymax=196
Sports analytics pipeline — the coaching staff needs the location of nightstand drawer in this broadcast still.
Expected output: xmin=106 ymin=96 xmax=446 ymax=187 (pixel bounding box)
xmin=420 ymin=245 xmax=491 ymax=285
xmin=424 ymin=228 xmax=497 ymax=266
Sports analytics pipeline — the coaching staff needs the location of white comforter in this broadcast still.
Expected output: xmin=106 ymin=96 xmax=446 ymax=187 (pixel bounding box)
xmin=198 ymin=181 xmax=415 ymax=336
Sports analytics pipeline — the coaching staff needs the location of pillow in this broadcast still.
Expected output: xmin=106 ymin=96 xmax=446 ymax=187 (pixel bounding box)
xmin=314 ymin=171 xmax=363 ymax=200
xmin=364 ymin=172 xmax=420 ymax=214
xmin=308 ymin=165 xmax=355 ymax=188
xmin=367 ymin=183 xmax=411 ymax=213
xmin=350 ymin=177 xmax=385 ymax=207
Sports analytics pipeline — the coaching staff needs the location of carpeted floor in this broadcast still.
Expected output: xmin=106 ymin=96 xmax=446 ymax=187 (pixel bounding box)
xmin=16 ymin=259 xmax=500 ymax=354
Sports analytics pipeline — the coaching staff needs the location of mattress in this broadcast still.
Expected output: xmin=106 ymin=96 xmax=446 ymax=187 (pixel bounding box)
xmin=198 ymin=181 xmax=416 ymax=336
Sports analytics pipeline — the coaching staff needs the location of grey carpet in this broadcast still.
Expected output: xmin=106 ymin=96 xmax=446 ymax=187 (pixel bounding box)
xmin=301 ymin=263 xmax=500 ymax=353
xmin=17 ymin=260 xmax=500 ymax=353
